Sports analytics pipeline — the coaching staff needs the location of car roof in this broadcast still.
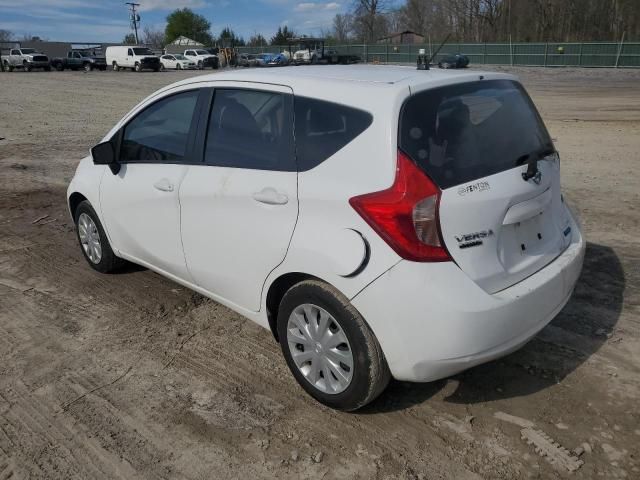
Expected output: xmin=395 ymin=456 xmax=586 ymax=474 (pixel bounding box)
xmin=173 ymin=64 xmax=516 ymax=89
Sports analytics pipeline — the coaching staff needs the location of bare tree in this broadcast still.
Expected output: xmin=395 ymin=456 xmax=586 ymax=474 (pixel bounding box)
xmin=143 ymin=26 xmax=166 ymax=49
xmin=0 ymin=29 xmax=12 ymax=42
xmin=353 ymin=0 xmax=389 ymax=42
xmin=333 ymin=13 xmax=354 ymax=42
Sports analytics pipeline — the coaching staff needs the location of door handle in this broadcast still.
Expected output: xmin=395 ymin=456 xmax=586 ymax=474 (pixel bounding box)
xmin=252 ymin=187 xmax=288 ymax=205
xmin=153 ymin=178 xmax=174 ymax=192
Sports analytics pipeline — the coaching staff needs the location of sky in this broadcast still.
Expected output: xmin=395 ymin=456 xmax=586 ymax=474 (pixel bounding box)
xmin=0 ymin=0 xmax=354 ymax=43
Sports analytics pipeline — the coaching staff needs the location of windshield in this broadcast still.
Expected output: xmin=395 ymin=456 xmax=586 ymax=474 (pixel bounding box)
xmin=173 ymin=54 xmax=187 ymax=60
xmin=399 ymin=80 xmax=553 ymax=189
xmin=132 ymin=48 xmax=154 ymax=55
xmin=196 ymin=50 xmax=209 ymax=55
xmin=21 ymin=48 xmax=36 ymax=54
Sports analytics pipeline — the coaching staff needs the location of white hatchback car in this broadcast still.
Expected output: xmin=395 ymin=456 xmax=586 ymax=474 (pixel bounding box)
xmin=67 ymin=66 xmax=585 ymax=410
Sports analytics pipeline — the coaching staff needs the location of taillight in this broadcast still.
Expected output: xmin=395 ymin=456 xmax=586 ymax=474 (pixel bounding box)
xmin=349 ymin=150 xmax=450 ymax=262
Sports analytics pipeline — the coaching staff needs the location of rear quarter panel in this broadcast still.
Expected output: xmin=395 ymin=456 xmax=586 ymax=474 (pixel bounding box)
xmin=263 ymin=81 xmax=409 ymax=305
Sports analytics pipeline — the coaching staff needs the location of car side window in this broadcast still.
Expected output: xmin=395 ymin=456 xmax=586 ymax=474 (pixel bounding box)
xmin=11 ymin=50 xmax=17 ymax=55
xmin=204 ymin=89 xmax=294 ymax=171
xmin=127 ymin=48 xmax=133 ymax=56
xmin=294 ymin=97 xmax=373 ymax=171
xmin=120 ymin=90 xmax=199 ymax=163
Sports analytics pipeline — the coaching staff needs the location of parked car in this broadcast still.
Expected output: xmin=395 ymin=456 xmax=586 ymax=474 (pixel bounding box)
xmin=238 ymin=53 xmax=259 ymax=68
xmin=1 ymin=48 xmax=50 ymax=71
xmin=160 ymin=54 xmax=197 ymax=70
xmin=106 ymin=46 xmax=160 ymax=72
xmin=183 ymin=49 xmax=219 ymax=69
xmin=51 ymin=50 xmax=107 ymax=71
xmin=254 ymin=53 xmax=276 ymax=67
xmin=267 ymin=53 xmax=289 ymax=66
xmin=438 ymin=53 xmax=470 ymax=69
xmin=67 ymin=66 xmax=585 ymax=411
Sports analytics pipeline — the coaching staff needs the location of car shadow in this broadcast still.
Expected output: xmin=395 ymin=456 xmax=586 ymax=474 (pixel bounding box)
xmin=361 ymin=242 xmax=625 ymax=413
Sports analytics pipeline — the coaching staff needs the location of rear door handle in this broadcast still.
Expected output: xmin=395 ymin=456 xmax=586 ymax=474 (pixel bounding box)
xmin=252 ymin=187 xmax=288 ymax=205
xmin=153 ymin=178 xmax=174 ymax=192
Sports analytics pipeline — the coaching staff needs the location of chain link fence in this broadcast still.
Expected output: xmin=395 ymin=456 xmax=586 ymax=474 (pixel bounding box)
xmin=238 ymin=41 xmax=640 ymax=68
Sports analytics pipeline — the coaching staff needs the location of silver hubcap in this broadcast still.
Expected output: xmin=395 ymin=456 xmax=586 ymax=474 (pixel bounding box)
xmin=78 ymin=213 xmax=102 ymax=264
xmin=287 ymin=304 xmax=354 ymax=394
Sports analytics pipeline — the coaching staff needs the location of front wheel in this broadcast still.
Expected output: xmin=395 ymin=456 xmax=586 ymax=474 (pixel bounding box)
xmin=112 ymin=62 xmax=119 ymax=71
xmin=55 ymin=63 xmax=64 ymax=71
xmin=197 ymin=60 xmax=203 ymax=70
xmin=74 ymin=201 xmax=125 ymax=273
xmin=23 ymin=61 xmax=31 ymax=72
xmin=176 ymin=63 xmax=181 ymax=70
xmin=83 ymin=62 xmax=92 ymax=72
xmin=277 ymin=280 xmax=390 ymax=411
xmin=134 ymin=62 xmax=141 ymax=72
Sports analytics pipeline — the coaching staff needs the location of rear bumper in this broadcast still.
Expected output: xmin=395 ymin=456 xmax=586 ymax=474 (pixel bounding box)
xmin=351 ymin=211 xmax=585 ymax=382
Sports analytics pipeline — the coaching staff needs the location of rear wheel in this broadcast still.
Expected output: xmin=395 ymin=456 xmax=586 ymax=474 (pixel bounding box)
xmin=197 ymin=60 xmax=203 ymax=70
xmin=134 ymin=62 xmax=141 ymax=72
xmin=74 ymin=201 xmax=125 ymax=273
xmin=277 ymin=280 xmax=390 ymax=411
xmin=23 ymin=61 xmax=31 ymax=72
xmin=112 ymin=61 xmax=119 ymax=71
xmin=55 ymin=62 xmax=64 ymax=71
xmin=83 ymin=62 xmax=92 ymax=72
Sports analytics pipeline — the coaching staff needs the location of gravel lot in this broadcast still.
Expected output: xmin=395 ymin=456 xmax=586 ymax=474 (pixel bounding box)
xmin=0 ymin=66 xmax=639 ymax=479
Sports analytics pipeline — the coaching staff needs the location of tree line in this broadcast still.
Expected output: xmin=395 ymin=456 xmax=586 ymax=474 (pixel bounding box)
xmin=331 ymin=0 xmax=640 ymax=44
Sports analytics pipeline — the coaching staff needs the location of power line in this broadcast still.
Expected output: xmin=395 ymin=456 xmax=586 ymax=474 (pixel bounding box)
xmin=126 ymin=2 xmax=140 ymax=44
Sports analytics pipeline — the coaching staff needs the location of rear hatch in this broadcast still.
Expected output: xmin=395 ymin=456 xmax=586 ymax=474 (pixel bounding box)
xmin=399 ymin=78 xmax=572 ymax=293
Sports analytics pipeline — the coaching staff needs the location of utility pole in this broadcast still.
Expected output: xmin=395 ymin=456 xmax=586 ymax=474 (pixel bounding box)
xmin=126 ymin=2 xmax=141 ymax=44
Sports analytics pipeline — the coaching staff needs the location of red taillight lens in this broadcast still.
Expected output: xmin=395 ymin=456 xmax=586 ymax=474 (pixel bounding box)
xmin=349 ymin=150 xmax=450 ymax=262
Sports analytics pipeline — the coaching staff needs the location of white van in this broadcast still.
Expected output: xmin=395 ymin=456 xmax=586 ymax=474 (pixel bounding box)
xmin=106 ymin=46 xmax=160 ymax=72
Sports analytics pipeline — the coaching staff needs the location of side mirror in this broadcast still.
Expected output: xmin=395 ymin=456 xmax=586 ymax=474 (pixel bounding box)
xmin=91 ymin=140 xmax=120 ymax=174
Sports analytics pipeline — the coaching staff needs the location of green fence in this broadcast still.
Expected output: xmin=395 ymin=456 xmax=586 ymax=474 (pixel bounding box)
xmin=238 ymin=41 xmax=640 ymax=68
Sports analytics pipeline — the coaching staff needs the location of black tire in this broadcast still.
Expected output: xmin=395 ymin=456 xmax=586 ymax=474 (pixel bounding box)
xmin=23 ymin=61 xmax=31 ymax=72
xmin=74 ymin=200 xmax=125 ymax=273
xmin=277 ymin=280 xmax=390 ymax=411
xmin=83 ymin=62 xmax=92 ymax=72
xmin=112 ymin=62 xmax=119 ymax=71
xmin=134 ymin=62 xmax=141 ymax=72
xmin=176 ymin=63 xmax=181 ymax=70
xmin=197 ymin=60 xmax=203 ymax=70
xmin=55 ymin=63 xmax=64 ymax=71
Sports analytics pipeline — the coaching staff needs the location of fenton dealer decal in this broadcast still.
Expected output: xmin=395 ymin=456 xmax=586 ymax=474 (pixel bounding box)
xmin=458 ymin=181 xmax=491 ymax=196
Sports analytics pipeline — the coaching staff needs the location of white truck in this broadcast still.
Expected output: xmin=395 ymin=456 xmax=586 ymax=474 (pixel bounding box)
xmin=1 ymin=48 xmax=51 ymax=72
xmin=183 ymin=49 xmax=219 ymax=69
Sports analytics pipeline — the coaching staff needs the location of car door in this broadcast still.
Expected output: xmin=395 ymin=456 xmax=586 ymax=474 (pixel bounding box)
xmin=126 ymin=48 xmax=134 ymax=67
xmin=180 ymin=84 xmax=298 ymax=311
xmin=100 ymin=87 xmax=205 ymax=281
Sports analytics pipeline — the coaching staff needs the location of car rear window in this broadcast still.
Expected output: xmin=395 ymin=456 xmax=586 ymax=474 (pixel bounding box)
xmin=399 ymin=79 xmax=553 ymax=189
xmin=294 ymin=97 xmax=372 ymax=171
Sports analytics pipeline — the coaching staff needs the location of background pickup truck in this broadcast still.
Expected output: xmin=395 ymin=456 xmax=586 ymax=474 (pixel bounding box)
xmin=1 ymin=48 xmax=51 ymax=71
xmin=51 ymin=51 xmax=107 ymax=71
xmin=183 ymin=49 xmax=219 ymax=69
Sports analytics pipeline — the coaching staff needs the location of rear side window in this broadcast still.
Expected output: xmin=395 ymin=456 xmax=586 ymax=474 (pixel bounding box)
xmin=294 ymin=97 xmax=372 ymax=171
xmin=120 ymin=90 xmax=199 ymax=163
xmin=204 ymin=89 xmax=294 ymax=171
xmin=399 ymin=80 xmax=553 ymax=189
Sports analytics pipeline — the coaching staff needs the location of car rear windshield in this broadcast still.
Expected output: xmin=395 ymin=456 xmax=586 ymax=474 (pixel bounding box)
xmin=399 ymin=79 xmax=553 ymax=189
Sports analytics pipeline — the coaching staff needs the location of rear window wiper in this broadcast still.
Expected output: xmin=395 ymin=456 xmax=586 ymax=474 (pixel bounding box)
xmin=516 ymin=146 xmax=556 ymax=182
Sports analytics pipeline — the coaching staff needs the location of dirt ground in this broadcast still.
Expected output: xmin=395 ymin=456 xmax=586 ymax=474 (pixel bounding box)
xmin=0 ymin=66 xmax=639 ymax=480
